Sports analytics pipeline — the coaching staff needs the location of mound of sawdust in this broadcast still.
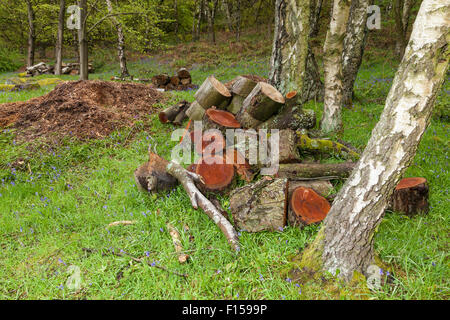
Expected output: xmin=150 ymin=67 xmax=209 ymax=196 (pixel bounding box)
xmin=0 ymin=80 xmax=166 ymax=141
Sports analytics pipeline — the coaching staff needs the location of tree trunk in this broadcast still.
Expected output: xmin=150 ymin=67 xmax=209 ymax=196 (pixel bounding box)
xmin=394 ymin=0 xmax=415 ymax=59
xmin=320 ymin=0 xmax=351 ymax=134
xmin=78 ymin=0 xmax=89 ymax=80
xmin=105 ymin=0 xmax=130 ymax=78
xmin=26 ymin=0 xmax=35 ymax=68
xmin=223 ymin=0 xmax=234 ymax=33
xmin=309 ymin=0 xmax=323 ymax=37
xmin=194 ymin=0 xmax=205 ymax=40
xmin=207 ymin=0 xmax=219 ymax=43
xmin=299 ymin=0 xmax=449 ymax=282
xmin=235 ymin=0 xmax=241 ymax=41
xmin=55 ymin=0 xmax=65 ymax=75
xmin=341 ymin=0 xmax=371 ymax=108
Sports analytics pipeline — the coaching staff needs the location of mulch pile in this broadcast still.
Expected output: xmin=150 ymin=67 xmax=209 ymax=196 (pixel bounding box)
xmin=0 ymin=80 xmax=166 ymax=141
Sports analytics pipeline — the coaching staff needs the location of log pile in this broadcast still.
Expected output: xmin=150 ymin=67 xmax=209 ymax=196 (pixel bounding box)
xmin=151 ymin=68 xmax=198 ymax=91
xmin=133 ymin=73 xmax=430 ymax=252
xmin=25 ymin=62 xmax=93 ymax=76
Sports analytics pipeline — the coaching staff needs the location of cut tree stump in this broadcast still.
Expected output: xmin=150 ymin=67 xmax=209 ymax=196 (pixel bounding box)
xmin=277 ymin=162 xmax=356 ymax=179
xmin=285 ymin=91 xmax=299 ymax=109
xmin=195 ymin=155 xmax=235 ymax=192
xmin=195 ymin=75 xmax=232 ymax=109
xmin=195 ymin=130 xmax=226 ymax=156
xmin=238 ymin=82 xmax=285 ymax=123
xmin=230 ymin=177 xmax=288 ymax=232
xmin=185 ymin=101 xmax=206 ymax=120
xmin=134 ymin=152 xmax=178 ymax=193
xmin=227 ymin=95 xmax=245 ymax=115
xmin=391 ymin=177 xmax=429 ymax=216
xmin=289 ymin=187 xmax=331 ymax=226
xmin=177 ymin=68 xmax=191 ymax=79
xmin=159 ymin=101 xmax=189 ymax=124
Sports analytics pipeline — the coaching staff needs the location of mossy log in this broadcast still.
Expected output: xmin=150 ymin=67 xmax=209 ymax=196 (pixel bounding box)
xmin=185 ymin=100 xmax=205 ymax=120
xmin=134 ymin=152 xmax=178 ymax=193
xmin=194 ymin=75 xmax=232 ymax=109
xmin=277 ymin=162 xmax=356 ymax=179
xmin=258 ymin=107 xmax=316 ymax=131
xmin=296 ymin=131 xmax=360 ymax=159
xmin=237 ymin=82 xmax=285 ymax=123
xmin=230 ymin=177 xmax=288 ymax=232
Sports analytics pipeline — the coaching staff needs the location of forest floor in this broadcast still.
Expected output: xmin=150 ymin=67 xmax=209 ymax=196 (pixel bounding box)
xmin=0 ymin=30 xmax=448 ymax=300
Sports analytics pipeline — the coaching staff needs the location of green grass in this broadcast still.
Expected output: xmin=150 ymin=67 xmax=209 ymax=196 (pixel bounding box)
xmin=0 ymin=38 xmax=448 ymax=300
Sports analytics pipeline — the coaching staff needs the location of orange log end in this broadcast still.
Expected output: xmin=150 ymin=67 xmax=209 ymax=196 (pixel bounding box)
xmin=195 ymin=155 xmax=235 ymax=191
xmin=395 ymin=177 xmax=427 ymax=190
xmin=290 ymin=187 xmax=330 ymax=225
xmin=206 ymin=108 xmax=241 ymax=128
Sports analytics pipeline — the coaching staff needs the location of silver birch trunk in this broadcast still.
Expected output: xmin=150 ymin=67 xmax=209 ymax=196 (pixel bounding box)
xmin=105 ymin=0 xmax=130 ymax=78
xmin=341 ymin=0 xmax=371 ymax=108
xmin=320 ymin=0 xmax=351 ymax=133
xmin=55 ymin=0 xmax=65 ymax=76
xmin=302 ymin=0 xmax=449 ymax=282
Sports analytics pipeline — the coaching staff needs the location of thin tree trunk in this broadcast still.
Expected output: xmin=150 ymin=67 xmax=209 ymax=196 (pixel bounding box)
xmin=320 ymin=0 xmax=351 ymax=134
xmin=223 ymin=0 xmax=234 ymax=33
xmin=235 ymin=0 xmax=241 ymax=41
xmin=207 ymin=0 xmax=218 ymax=43
xmin=299 ymin=0 xmax=449 ymax=282
xmin=78 ymin=0 xmax=88 ymax=80
xmin=55 ymin=0 xmax=65 ymax=75
xmin=309 ymin=0 xmax=323 ymax=37
xmin=26 ymin=0 xmax=35 ymax=68
xmin=341 ymin=0 xmax=371 ymax=108
xmin=105 ymin=0 xmax=130 ymax=78
xmin=394 ymin=0 xmax=415 ymax=59
xmin=195 ymin=0 xmax=205 ymax=40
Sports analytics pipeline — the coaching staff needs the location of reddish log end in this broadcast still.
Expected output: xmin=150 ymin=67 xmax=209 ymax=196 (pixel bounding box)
xmin=392 ymin=177 xmax=429 ymax=216
xmin=195 ymin=131 xmax=226 ymax=156
xmin=286 ymin=91 xmax=297 ymax=99
xmin=206 ymin=108 xmax=241 ymax=128
xmin=225 ymin=148 xmax=253 ymax=182
xmin=290 ymin=187 xmax=331 ymax=225
xmin=395 ymin=177 xmax=427 ymax=190
xmin=195 ymin=155 xmax=235 ymax=191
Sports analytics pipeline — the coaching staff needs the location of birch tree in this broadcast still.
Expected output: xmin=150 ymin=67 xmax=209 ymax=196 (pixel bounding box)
xmin=26 ymin=0 xmax=35 ymax=67
xmin=297 ymin=0 xmax=449 ymax=282
xmin=55 ymin=0 xmax=65 ymax=75
xmin=320 ymin=0 xmax=351 ymax=133
xmin=394 ymin=0 xmax=416 ymax=59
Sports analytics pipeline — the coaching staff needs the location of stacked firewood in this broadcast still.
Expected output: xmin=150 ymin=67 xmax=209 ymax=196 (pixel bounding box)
xmin=151 ymin=68 xmax=198 ymax=91
xmin=135 ymin=74 xmax=429 ymax=252
xmin=25 ymin=62 xmax=93 ymax=76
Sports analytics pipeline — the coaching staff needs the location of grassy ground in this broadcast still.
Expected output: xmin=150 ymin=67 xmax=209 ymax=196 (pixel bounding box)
xmin=0 ymin=32 xmax=448 ymax=300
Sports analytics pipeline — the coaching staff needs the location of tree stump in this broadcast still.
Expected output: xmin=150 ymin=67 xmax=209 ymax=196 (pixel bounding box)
xmin=230 ymin=177 xmax=288 ymax=232
xmin=289 ymin=187 xmax=331 ymax=226
xmin=391 ymin=177 xmax=429 ymax=216
xmin=186 ymin=101 xmax=206 ymax=120
xmin=152 ymin=74 xmax=170 ymax=86
xmin=238 ymin=82 xmax=285 ymax=122
xmin=134 ymin=153 xmax=178 ymax=193
xmin=195 ymin=75 xmax=232 ymax=109
xmin=195 ymin=155 xmax=235 ymax=192
xmin=230 ymin=76 xmax=258 ymax=97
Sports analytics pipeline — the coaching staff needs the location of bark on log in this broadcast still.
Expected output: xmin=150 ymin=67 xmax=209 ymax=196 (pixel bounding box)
xmin=230 ymin=76 xmax=258 ymax=96
xmin=186 ymin=100 xmax=205 ymax=120
xmin=289 ymin=187 xmax=331 ymax=226
xmin=391 ymin=177 xmax=429 ymax=216
xmin=258 ymin=107 xmax=316 ymax=131
xmin=238 ymin=82 xmax=285 ymax=122
xmin=194 ymin=75 xmax=232 ymax=109
xmin=236 ymin=111 xmax=262 ymax=129
xmin=159 ymin=101 xmax=188 ymax=123
xmin=166 ymin=161 xmax=240 ymax=251
xmin=134 ymin=153 xmax=178 ymax=193
xmin=230 ymin=177 xmax=288 ymax=232
xmin=227 ymin=95 xmax=245 ymax=115
xmin=170 ymin=76 xmax=180 ymax=86
xmin=177 ymin=67 xmax=191 ymax=79
xmin=152 ymin=74 xmax=170 ymax=86
xmin=278 ymin=129 xmax=301 ymax=164
xmin=277 ymin=162 xmax=356 ymax=179
xmin=296 ymin=131 xmax=360 ymax=159
xmin=173 ymin=107 xmax=188 ymax=126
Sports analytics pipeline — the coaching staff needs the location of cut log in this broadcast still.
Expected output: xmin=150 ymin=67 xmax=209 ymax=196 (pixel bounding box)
xmin=194 ymin=75 xmax=232 ymax=109
xmin=166 ymin=161 xmax=240 ymax=252
xmin=152 ymin=74 xmax=170 ymax=86
xmin=170 ymin=76 xmax=180 ymax=86
xmin=391 ymin=177 xmax=429 ymax=216
xmin=285 ymin=91 xmax=299 ymax=109
xmin=238 ymin=82 xmax=285 ymax=122
xmin=195 ymin=130 xmax=226 ymax=156
xmin=278 ymin=129 xmax=301 ymax=164
xmin=134 ymin=153 xmax=178 ymax=193
xmin=289 ymin=187 xmax=331 ymax=226
xmin=227 ymin=95 xmax=245 ymax=114
xmin=277 ymin=162 xmax=356 ymax=179
xmin=195 ymin=155 xmax=235 ymax=192
xmin=180 ymin=78 xmax=192 ymax=85
xmin=230 ymin=75 xmax=258 ymax=96
xmin=296 ymin=131 xmax=360 ymax=159
xmin=236 ymin=111 xmax=262 ymax=129
xmin=186 ymin=100 xmax=206 ymax=120
xmin=230 ymin=177 xmax=288 ymax=232
xmin=158 ymin=101 xmax=188 ymax=124
xmin=203 ymin=108 xmax=241 ymax=132
xmin=173 ymin=106 xmax=188 ymax=126
xmin=177 ymin=68 xmax=191 ymax=79
xmin=258 ymin=107 xmax=316 ymax=131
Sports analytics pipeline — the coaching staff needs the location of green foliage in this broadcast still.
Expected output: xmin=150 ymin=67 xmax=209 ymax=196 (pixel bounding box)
xmin=0 ymin=47 xmax=23 ymax=73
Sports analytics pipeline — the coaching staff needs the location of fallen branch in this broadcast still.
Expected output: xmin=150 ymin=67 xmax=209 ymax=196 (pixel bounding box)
xmin=107 ymin=220 xmax=136 ymax=227
xmin=166 ymin=161 xmax=240 ymax=252
xmin=167 ymin=223 xmax=190 ymax=263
